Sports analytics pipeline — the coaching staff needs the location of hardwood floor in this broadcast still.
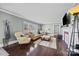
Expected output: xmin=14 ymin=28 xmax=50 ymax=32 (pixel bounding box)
xmin=27 ymin=45 xmax=58 ymax=56
xmin=3 ymin=38 xmax=68 ymax=56
xmin=57 ymin=39 xmax=68 ymax=56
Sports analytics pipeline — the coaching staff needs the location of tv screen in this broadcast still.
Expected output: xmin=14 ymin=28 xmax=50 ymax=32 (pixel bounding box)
xmin=62 ymin=13 xmax=70 ymax=26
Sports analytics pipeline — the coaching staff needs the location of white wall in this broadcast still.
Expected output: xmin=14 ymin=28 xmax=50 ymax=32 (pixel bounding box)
xmin=42 ymin=24 xmax=54 ymax=34
xmin=42 ymin=23 xmax=62 ymax=36
xmin=0 ymin=11 xmax=40 ymax=47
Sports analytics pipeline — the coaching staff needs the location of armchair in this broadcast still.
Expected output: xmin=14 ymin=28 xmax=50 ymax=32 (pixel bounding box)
xmin=15 ymin=32 xmax=31 ymax=44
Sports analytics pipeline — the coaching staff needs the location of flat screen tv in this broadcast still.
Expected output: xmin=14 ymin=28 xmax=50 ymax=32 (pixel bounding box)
xmin=62 ymin=13 xmax=70 ymax=26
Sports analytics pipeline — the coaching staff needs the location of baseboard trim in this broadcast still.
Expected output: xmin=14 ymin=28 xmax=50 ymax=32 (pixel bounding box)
xmin=0 ymin=43 xmax=3 ymax=47
xmin=8 ymin=40 xmax=17 ymax=45
xmin=0 ymin=40 xmax=17 ymax=47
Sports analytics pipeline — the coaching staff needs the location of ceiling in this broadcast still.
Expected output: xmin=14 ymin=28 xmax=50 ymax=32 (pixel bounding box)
xmin=0 ymin=3 xmax=75 ymax=24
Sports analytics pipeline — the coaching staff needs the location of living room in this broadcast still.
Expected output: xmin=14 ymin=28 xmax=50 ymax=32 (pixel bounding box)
xmin=0 ymin=3 xmax=79 ymax=56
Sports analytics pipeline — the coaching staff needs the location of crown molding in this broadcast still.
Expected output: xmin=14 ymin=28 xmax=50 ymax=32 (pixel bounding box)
xmin=0 ymin=7 xmax=27 ymax=19
xmin=0 ymin=7 xmax=42 ymax=25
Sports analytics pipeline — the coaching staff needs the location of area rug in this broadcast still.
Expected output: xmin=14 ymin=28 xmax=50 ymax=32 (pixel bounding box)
xmin=34 ymin=38 xmax=57 ymax=49
xmin=34 ymin=39 xmax=41 ymax=44
xmin=0 ymin=48 xmax=9 ymax=56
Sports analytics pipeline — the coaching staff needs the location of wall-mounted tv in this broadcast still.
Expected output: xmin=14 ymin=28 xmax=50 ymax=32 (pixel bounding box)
xmin=62 ymin=13 xmax=70 ymax=26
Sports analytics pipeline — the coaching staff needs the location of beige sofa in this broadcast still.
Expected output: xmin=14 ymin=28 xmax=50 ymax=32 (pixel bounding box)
xmin=28 ymin=32 xmax=42 ymax=40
